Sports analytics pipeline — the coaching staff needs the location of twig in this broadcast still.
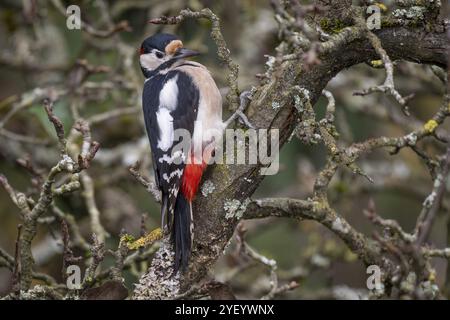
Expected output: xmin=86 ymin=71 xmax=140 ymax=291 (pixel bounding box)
xmin=0 ymin=248 xmax=14 ymax=269
xmin=70 ymin=119 xmax=106 ymax=242
xmin=235 ymin=222 xmax=298 ymax=299
xmin=353 ymin=18 xmax=412 ymax=115
xmin=51 ymin=204 xmax=90 ymax=251
xmin=11 ymin=225 xmax=22 ymax=295
xmin=124 ymin=228 xmax=163 ymax=250
xmin=129 ymin=161 xmax=161 ymax=203
xmin=61 ymin=219 xmax=82 ymax=282
xmin=364 ymin=198 xmax=415 ymax=243
xmin=73 ymin=120 xmax=100 ymax=170
xmin=322 ymin=90 xmax=336 ymax=124
xmin=81 ymin=173 xmax=108 ymax=243
xmin=110 ymin=230 xmax=130 ymax=282
xmin=88 ymin=106 xmax=139 ymax=125
xmin=43 ymin=98 xmax=67 ymax=155
xmin=0 ymin=87 xmax=67 ymax=131
xmin=82 ymin=234 xmax=105 ymax=289
xmin=424 ymin=248 xmax=450 ymax=259
xmin=0 ymin=129 xmax=49 ymax=145
xmin=415 ymin=145 xmax=450 ymax=244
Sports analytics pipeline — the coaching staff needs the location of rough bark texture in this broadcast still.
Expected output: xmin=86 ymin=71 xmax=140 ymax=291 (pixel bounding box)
xmin=133 ymin=3 xmax=449 ymax=298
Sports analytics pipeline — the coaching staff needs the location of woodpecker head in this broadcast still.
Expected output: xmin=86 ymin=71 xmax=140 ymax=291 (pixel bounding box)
xmin=139 ymin=33 xmax=199 ymax=77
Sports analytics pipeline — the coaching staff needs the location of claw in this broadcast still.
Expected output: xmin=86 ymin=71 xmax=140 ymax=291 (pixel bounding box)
xmin=235 ymin=110 xmax=255 ymax=129
xmin=224 ymin=90 xmax=255 ymax=129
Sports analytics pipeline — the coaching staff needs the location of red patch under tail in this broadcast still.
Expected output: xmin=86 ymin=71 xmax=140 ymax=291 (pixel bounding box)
xmin=181 ymin=159 xmax=207 ymax=202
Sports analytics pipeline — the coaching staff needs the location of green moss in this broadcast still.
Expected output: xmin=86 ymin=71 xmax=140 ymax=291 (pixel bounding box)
xmin=320 ymin=18 xmax=348 ymax=34
xmin=213 ymin=163 xmax=231 ymax=183
xmin=381 ymin=17 xmax=422 ymax=29
xmin=120 ymin=234 xmax=135 ymax=243
xmin=312 ymin=200 xmax=328 ymax=212
xmin=380 ymin=18 xmax=396 ymax=28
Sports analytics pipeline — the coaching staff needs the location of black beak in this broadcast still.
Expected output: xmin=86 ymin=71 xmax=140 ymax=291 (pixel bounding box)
xmin=174 ymin=48 xmax=200 ymax=59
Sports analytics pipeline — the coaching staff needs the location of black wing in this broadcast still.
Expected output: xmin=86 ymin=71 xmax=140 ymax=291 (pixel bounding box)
xmin=142 ymin=70 xmax=199 ymax=228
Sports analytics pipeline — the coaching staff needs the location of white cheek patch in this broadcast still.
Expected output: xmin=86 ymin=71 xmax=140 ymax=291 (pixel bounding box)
xmin=140 ymin=53 xmax=159 ymax=71
xmin=159 ymin=75 xmax=179 ymax=111
xmin=156 ymin=108 xmax=174 ymax=151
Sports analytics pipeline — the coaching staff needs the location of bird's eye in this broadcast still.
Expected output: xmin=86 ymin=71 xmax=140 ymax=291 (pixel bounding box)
xmin=155 ymin=51 xmax=164 ymax=59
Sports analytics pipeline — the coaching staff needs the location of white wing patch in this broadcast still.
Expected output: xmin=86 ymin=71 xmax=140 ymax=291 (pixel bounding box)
xmin=156 ymin=75 xmax=180 ymax=151
xmin=159 ymin=75 xmax=179 ymax=111
xmin=158 ymin=150 xmax=186 ymax=164
xmin=156 ymin=108 xmax=174 ymax=151
xmin=162 ymin=169 xmax=184 ymax=182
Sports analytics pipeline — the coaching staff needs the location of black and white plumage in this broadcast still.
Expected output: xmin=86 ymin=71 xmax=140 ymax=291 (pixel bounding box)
xmin=143 ymin=70 xmax=198 ymax=220
xmin=139 ymin=33 xmax=223 ymax=272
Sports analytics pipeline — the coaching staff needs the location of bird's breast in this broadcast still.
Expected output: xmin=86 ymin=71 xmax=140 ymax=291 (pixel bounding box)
xmin=176 ymin=63 xmax=224 ymax=144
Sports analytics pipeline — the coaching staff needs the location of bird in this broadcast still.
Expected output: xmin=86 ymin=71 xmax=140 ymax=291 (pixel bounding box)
xmin=138 ymin=33 xmax=225 ymax=272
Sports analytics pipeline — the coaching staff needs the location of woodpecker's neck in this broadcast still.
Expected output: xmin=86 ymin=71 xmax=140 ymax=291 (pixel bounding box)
xmin=141 ymin=58 xmax=188 ymax=79
xmin=141 ymin=67 xmax=153 ymax=79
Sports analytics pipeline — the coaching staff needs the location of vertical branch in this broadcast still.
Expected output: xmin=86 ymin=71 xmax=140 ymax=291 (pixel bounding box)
xmin=82 ymin=234 xmax=105 ymax=289
xmin=416 ymin=146 xmax=450 ymax=244
xmin=61 ymin=219 xmax=82 ymax=282
xmin=11 ymin=225 xmax=22 ymax=296
xmin=81 ymin=174 xmax=107 ymax=243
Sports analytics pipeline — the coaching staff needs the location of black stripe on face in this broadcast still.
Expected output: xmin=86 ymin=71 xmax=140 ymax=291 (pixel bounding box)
xmin=176 ymin=62 xmax=201 ymax=68
xmin=145 ymin=59 xmax=179 ymax=79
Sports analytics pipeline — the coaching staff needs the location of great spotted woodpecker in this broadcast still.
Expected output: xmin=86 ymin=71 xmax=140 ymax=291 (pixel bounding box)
xmin=139 ymin=33 xmax=224 ymax=272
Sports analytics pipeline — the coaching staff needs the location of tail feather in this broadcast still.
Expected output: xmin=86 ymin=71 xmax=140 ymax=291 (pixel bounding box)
xmin=172 ymin=192 xmax=192 ymax=272
xmin=160 ymin=193 xmax=168 ymax=230
xmin=171 ymin=158 xmax=207 ymax=272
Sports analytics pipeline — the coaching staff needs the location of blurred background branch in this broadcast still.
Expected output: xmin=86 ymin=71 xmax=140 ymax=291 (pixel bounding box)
xmin=0 ymin=0 xmax=449 ymax=300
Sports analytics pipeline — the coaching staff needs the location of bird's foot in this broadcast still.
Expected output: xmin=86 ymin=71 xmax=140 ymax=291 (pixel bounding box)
xmin=223 ymin=91 xmax=255 ymax=129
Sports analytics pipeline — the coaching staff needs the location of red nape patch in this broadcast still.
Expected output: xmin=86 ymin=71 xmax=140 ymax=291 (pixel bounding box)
xmin=181 ymin=161 xmax=207 ymax=201
xmin=139 ymin=47 xmax=145 ymax=55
